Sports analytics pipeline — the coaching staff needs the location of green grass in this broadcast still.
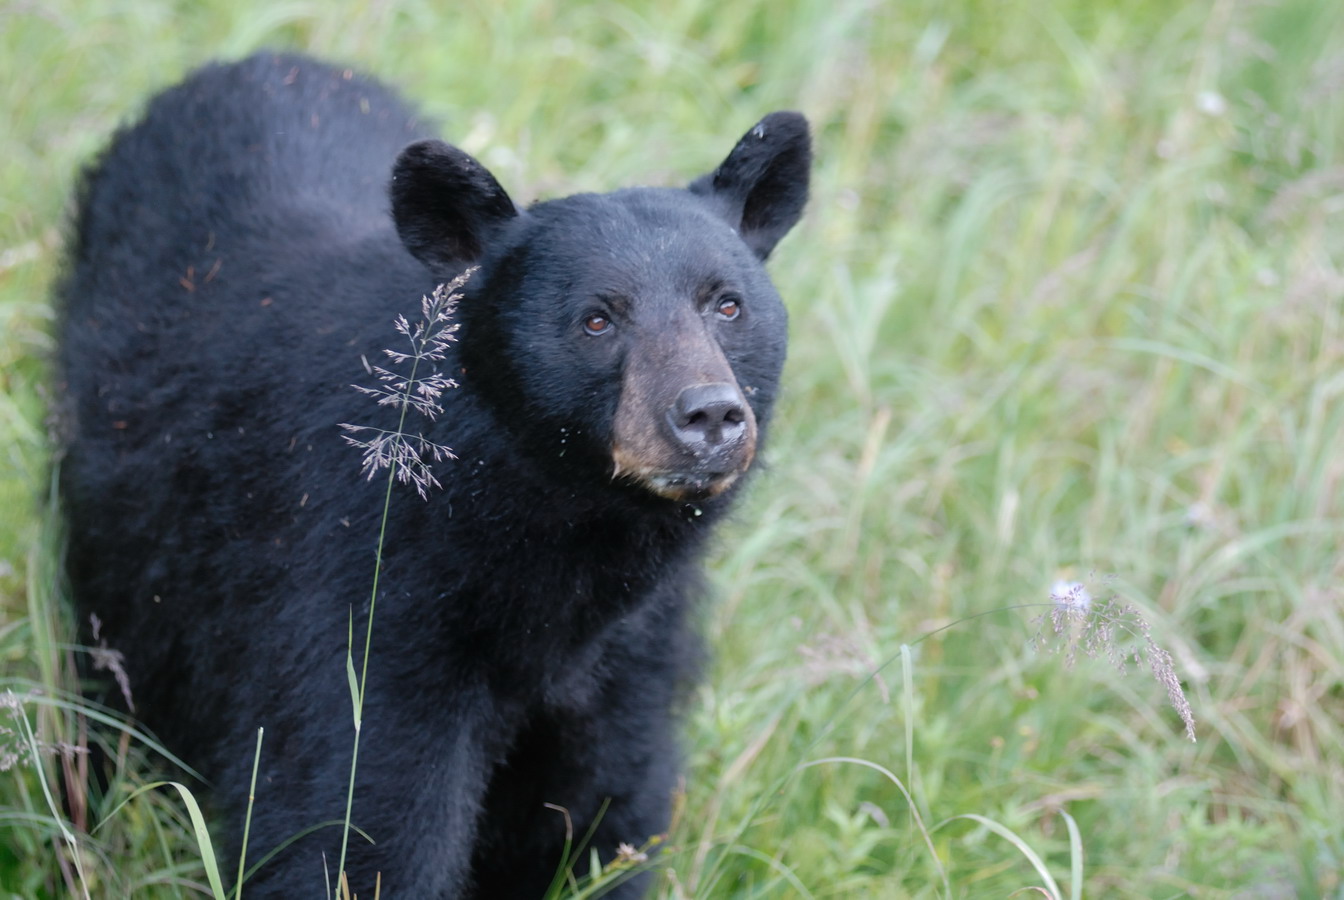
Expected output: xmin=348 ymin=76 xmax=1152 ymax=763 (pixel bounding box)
xmin=3 ymin=0 xmax=1343 ymax=896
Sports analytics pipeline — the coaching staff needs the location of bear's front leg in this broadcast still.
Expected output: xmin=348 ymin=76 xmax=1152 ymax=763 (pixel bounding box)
xmin=233 ymin=683 xmax=503 ymax=899
xmin=466 ymin=697 xmax=681 ymax=898
xmin=467 ymin=596 xmax=695 ymax=899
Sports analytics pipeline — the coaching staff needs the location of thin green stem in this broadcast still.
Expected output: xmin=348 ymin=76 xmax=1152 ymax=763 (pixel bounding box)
xmin=234 ymin=727 xmax=264 ymax=900
xmin=333 ymin=348 xmax=421 ymax=896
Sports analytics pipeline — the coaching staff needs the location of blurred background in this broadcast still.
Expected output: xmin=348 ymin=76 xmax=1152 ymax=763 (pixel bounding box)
xmin=2 ymin=0 xmax=1342 ymax=896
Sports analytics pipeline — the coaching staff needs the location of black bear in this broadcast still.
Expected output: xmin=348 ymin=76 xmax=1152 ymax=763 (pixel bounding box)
xmin=57 ymin=52 xmax=808 ymax=898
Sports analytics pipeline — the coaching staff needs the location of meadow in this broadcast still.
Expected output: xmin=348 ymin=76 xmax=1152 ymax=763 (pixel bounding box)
xmin=2 ymin=0 xmax=1342 ymax=896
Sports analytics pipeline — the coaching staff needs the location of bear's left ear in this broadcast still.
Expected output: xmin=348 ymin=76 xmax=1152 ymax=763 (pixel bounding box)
xmin=391 ymin=140 xmax=521 ymax=273
xmin=689 ymin=111 xmax=811 ymax=261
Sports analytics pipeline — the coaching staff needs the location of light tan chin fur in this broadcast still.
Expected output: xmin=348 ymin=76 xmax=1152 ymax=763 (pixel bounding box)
xmin=610 ymin=447 xmax=746 ymax=500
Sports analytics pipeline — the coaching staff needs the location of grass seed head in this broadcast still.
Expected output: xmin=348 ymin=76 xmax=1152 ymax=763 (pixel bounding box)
xmin=1032 ymin=579 xmax=1197 ymax=742
xmin=339 ymin=268 xmax=475 ymax=499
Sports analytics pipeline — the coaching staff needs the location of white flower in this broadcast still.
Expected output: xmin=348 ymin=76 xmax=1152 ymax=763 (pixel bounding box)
xmin=1051 ymin=580 xmax=1091 ymax=612
xmin=1196 ymin=91 xmax=1227 ymax=117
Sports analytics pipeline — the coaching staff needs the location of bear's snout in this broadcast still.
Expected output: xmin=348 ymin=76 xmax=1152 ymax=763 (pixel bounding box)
xmin=667 ymin=382 xmax=749 ymax=454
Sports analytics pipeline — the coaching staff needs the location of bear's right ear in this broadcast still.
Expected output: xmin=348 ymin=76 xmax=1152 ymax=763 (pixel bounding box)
xmin=391 ymin=140 xmax=520 ymax=272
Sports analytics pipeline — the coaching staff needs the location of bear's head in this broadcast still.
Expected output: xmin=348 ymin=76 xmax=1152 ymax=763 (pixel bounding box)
xmin=389 ymin=113 xmax=810 ymax=504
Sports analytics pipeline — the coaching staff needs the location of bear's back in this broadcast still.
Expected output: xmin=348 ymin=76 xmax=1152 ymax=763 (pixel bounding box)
xmin=55 ymin=55 xmax=438 ymax=670
xmin=77 ymin=54 xmax=423 ymax=250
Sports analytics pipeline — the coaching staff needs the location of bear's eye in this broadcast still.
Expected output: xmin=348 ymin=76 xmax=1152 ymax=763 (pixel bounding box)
xmin=583 ymin=314 xmax=612 ymax=336
xmin=715 ymin=296 xmax=742 ymax=321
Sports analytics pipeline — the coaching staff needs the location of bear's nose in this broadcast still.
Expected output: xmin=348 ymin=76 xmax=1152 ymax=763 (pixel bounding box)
xmin=669 ymin=382 xmax=747 ymax=451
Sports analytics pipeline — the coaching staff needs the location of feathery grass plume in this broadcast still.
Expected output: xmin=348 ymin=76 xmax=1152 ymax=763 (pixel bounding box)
xmin=339 ymin=268 xmax=474 ymax=498
xmin=0 ymin=690 xmax=25 ymax=772
xmin=88 ymin=612 xmax=134 ymax=712
xmin=0 ymin=690 xmax=88 ymax=772
xmin=1031 ymin=580 xmax=1197 ymax=742
xmin=331 ymin=269 xmax=472 ymax=896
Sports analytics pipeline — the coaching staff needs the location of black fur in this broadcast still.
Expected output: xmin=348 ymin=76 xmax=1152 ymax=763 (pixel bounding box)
xmin=57 ymin=51 xmax=808 ymax=898
xmin=391 ymin=139 xmax=520 ymax=272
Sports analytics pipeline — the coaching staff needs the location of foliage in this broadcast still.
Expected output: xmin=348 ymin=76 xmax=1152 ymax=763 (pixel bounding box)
xmin=2 ymin=0 xmax=1342 ymax=896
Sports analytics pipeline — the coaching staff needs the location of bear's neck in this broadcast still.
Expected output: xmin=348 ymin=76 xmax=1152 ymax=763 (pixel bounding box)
xmin=363 ymin=405 xmax=727 ymax=697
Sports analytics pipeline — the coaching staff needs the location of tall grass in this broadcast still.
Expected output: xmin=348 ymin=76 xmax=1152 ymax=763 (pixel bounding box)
xmin=3 ymin=0 xmax=1342 ymax=896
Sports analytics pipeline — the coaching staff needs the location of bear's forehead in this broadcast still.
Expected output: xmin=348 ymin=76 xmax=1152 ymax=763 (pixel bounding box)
xmin=534 ymin=189 xmax=736 ymax=247
xmin=523 ymin=189 xmax=751 ymax=289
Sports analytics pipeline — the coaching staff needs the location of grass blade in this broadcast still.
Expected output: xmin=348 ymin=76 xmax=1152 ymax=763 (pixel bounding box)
xmin=936 ymin=813 xmax=1061 ymax=900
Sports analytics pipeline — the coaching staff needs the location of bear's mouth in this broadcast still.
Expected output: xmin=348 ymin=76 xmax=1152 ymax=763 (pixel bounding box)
xmin=645 ymin=469 xmax=742 ymax=501
xmin=611 ymin=459 xmax=745 ymax=502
